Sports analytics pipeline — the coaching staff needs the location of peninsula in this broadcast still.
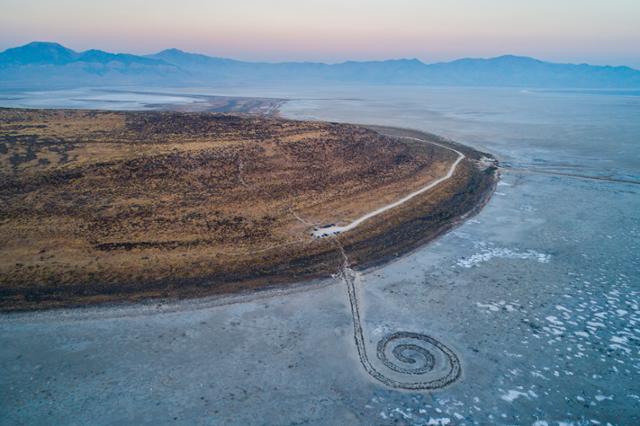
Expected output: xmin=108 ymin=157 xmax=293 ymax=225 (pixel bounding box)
xmin=0 ymin=108 xmax=497 ymax=310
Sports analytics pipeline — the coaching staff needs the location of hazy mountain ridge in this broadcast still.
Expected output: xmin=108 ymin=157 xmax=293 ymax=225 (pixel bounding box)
xmin=0 ymin=42 xmax=169 ymax=66
xmin=0 ymin=42 xmax=184 ymax=88
xmin=2 ymin=41 xmax=639 ymax=89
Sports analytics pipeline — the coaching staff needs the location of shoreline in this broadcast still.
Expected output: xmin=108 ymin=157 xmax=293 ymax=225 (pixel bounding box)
xmin=340 ymin=125 xmax=498 ymax=274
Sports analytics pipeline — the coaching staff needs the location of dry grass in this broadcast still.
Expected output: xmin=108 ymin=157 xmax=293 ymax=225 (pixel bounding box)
xmin=0 ymin=108 xmax=493 ymax=310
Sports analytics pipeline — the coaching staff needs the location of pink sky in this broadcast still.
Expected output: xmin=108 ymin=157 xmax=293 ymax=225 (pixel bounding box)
xmin=1 ymin=0 xmax=639 ymax=67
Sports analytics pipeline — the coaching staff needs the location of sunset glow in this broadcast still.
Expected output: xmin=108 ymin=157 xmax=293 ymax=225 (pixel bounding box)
xmin=1 ymin=0 xmax=639 ymax=66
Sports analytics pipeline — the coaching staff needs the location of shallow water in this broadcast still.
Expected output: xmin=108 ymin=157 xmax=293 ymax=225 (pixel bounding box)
xmin=0 ymin=87 xmax=202 ymax=110
xmin=1 ymin=86 xmax=639 ymax=425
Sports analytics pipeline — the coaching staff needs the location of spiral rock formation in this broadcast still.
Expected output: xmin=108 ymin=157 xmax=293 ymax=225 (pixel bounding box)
xmin=376 ymin=331 xmax=461 ymax=389
xmin=337 ymin=246 xmax=461 ymax=390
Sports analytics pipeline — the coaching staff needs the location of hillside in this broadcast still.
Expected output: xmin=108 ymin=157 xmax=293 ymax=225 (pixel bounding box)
xmin=0 ymin=108 xmax=496 ymax=310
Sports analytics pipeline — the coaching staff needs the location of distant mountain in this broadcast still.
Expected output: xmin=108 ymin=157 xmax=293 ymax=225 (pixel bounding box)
xmin=78 ymin=49 xmax=164 ymax=66
xmin=422 ymin=55 xmax=640 ymax=87
xmin=148 ymin=48 xmax=242 ymax=68
xmin=0 ymin=42 xmax=184 ymax=88
xmin=2 ymin=41 xmax=639 ymax=89
xmin=0 ymin=42 xmax=79 ymax=65
xmin=0 ymin=42 xmax=165 ymax=67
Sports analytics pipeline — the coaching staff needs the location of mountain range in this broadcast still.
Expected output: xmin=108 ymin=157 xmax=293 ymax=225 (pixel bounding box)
xmin=1 ymin=41 xmax=639 ymax=89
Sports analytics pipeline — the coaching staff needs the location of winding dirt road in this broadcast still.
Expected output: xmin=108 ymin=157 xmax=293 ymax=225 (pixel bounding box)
xmin=312 ymin=136 xmax=466 ymax=238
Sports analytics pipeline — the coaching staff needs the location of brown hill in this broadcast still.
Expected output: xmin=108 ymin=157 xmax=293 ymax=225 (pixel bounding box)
xmin=0 ymin=109 xmax=496 ymax=310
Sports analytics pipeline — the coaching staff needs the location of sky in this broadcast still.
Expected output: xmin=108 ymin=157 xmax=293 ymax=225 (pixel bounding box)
xmin=1 ymin=0 xmax=639 ymax=67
